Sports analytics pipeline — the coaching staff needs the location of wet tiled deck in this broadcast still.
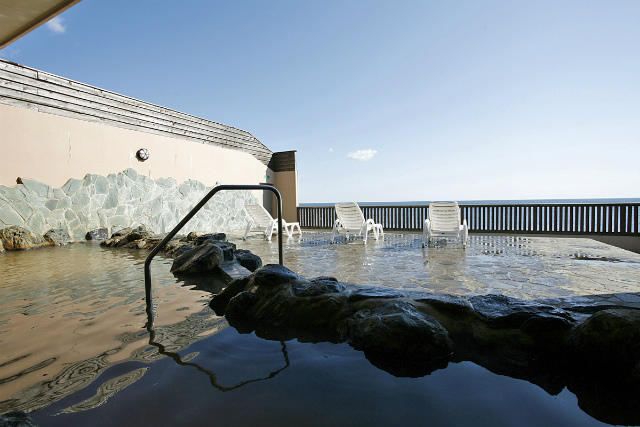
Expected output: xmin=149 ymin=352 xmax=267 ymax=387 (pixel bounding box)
xmin=231 ymin=233 xmax=640 ymax=307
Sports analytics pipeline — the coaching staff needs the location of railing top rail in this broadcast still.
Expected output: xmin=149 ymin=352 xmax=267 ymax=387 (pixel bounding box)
xmin=458 ymin=203 xmax=640 ymax=208
xmin=299 ymin=203 xmax=640 ymax=209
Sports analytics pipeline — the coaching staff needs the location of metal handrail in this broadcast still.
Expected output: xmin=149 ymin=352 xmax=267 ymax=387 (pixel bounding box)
xmin=144 ymin=184 xmax=284 ymax=327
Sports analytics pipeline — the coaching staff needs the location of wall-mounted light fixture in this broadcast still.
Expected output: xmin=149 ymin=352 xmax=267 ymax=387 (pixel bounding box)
xmin=136 ymin=148 xmax=150 ymax=162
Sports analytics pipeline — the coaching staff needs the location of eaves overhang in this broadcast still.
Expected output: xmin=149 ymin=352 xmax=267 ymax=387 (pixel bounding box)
xmin=0 ymin=0 xmax=82 ymax=50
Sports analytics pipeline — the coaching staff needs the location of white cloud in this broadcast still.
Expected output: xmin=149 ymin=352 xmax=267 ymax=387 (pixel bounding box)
xmin=328 ymin=147 xmax=334 ymax=152
xmin=347 ymin=149 xmax=377 ymax=161
xmin=46 ymin=17 xmax=66 ymax=34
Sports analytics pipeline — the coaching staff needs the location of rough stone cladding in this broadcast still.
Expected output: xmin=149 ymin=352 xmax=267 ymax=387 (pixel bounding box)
xmin=0 ymin=168 xmax=258 ymax=240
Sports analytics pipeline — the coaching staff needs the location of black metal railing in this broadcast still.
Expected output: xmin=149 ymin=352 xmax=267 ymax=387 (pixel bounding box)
xmin=145 ymin=184 xmax=283 ymax=328
xmin=297 ymin=203 xmax=640 ymax=236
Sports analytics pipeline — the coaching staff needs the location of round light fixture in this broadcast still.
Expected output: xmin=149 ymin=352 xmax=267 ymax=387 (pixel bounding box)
xmin=136 ymin=148 xmax=150 ymax=162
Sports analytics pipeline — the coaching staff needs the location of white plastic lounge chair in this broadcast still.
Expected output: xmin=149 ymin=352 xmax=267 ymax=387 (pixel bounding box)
xmin=243 ymin=204 xmax=301 ymax=241
xmin=330 ymin=202 xmax=384 ymax=244
xmin=422 ymin=202 xmax=468 ymax=248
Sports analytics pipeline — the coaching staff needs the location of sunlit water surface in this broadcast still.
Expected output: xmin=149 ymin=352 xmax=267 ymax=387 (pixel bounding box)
xmin=0 ymin=236 xmax=638 ymax=426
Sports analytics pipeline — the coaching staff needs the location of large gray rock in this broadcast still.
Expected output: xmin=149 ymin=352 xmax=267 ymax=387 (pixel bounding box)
xmin=571 ymin=308 xmax=640 ymax=374
xmin=469 ymin=294 xmax=574 ymax=330
xmin=341 ymin=301 xmax=452 ymax=376
xmin=219 ymin=265 xmax=455 ymax=373
xmin=194 ymin=233 xmax=226 ymax=245
xmin=252 ymin=263 xmax=301 ymax=287
xmin=85 ymin=228 xmax=109 ymax=241
xmin=163 ymin=240 xmax=195 ymax=257
xmin=235 ymin=249 xmax=262 ymax=272
xmin=43 ymin=228 xmax=72 ymax=246
xmin=215 ymin=264 xmax=640 ymax=384
xmin=0 ymin=226 xmax=47 ymax=250
xmin=101 ymin=225 xmax=157 ymax=248
xmin=210 ymin=276 xmax=252 ymax=315
xmin=170 ymin=241 xmax=235 ymax=274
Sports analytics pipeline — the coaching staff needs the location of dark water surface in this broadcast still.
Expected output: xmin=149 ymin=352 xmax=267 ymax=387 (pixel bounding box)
xmin=0 ymin=244 xmax=633 ymax=426
xmin=30 ymin=329 xmax=608 ymax=427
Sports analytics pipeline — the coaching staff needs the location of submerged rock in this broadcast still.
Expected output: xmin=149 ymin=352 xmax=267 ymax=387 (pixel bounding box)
xmin=85 ymin=228 xmax=109 ymax=241
xmin=43 ymin=228 xmax=72 ymax=246
xmin=235 ymin=249 xmax=262 ymax=271
xmin=100 ymin=226 xmax=260 ymax=285
xmin=171 ymin=242 xmax=232 ymax=274
xmin=194 ymin=233 xmax=226 ymax=245
xmin=164 ymin=240 xmax=194 ymax=258
xmin=0 ymin=226 xmax=47 ymax=250
xmin=101 ymin=225 xmax=159 ymax=249
xmin=0 ymin=410 xmax=37 ymax=426
xmin=211 ymin=262 xmax=640 ymax=424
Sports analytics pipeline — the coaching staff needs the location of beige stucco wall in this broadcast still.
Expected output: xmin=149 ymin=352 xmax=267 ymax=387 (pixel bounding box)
xmin=0 ymin=103 xmax=273 ymax=189
xmin=273 ymin=170 xmax=298 ymax=222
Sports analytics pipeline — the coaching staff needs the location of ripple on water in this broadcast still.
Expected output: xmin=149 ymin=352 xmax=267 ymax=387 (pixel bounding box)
xmin=0 ymin=244 xmax=224 ymax=412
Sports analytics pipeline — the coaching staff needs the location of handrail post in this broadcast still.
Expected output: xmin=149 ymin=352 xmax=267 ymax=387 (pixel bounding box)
xmin=144 ymin=184 xmax=283 ymax=328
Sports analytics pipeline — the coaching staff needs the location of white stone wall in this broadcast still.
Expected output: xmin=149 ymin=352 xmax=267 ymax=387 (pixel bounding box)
xmin=0 ymin=168 xmax=258 ymax=240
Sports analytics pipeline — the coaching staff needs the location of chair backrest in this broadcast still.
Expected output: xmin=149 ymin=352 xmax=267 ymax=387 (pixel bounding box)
xmin=428 ymin=202 xmax=461 ymax=232
xmin=335 ymin=202 xmax=366 ymax=230
xmin=245 ymin=204 xmax=274 ymax=228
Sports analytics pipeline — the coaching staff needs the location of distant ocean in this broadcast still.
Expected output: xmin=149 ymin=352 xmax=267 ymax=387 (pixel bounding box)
xmin=300 ymin=198 xmax=640 ymax=207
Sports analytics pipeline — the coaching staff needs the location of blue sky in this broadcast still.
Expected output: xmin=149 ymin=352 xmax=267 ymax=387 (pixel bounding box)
xmin=2 ymin=0 xmax=639 ymax=202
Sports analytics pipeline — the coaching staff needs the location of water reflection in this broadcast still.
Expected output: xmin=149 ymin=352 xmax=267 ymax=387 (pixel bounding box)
xmin=1 ymin=234 xmax=640 ymax=424
xmin=146 ymin=325 xmax=290 ymax=392
xmin=0 ymin=244 xmax=222 ymax=413
xmin=0 ymin=243 xmax=292 ymax=415
xmin=237 ymin=233 xmax=640 ymax=301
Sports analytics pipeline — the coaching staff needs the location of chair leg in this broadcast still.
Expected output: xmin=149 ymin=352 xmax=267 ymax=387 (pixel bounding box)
xmin=243 ymin=222 xmax=251 ymax=241
xmin=284 ymin=223 xmax=293 ymax=238
xmin=330 ymin=221 xmax=337 ymax=244
xmin=360 ymin=223 xmax=369 ymax=244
